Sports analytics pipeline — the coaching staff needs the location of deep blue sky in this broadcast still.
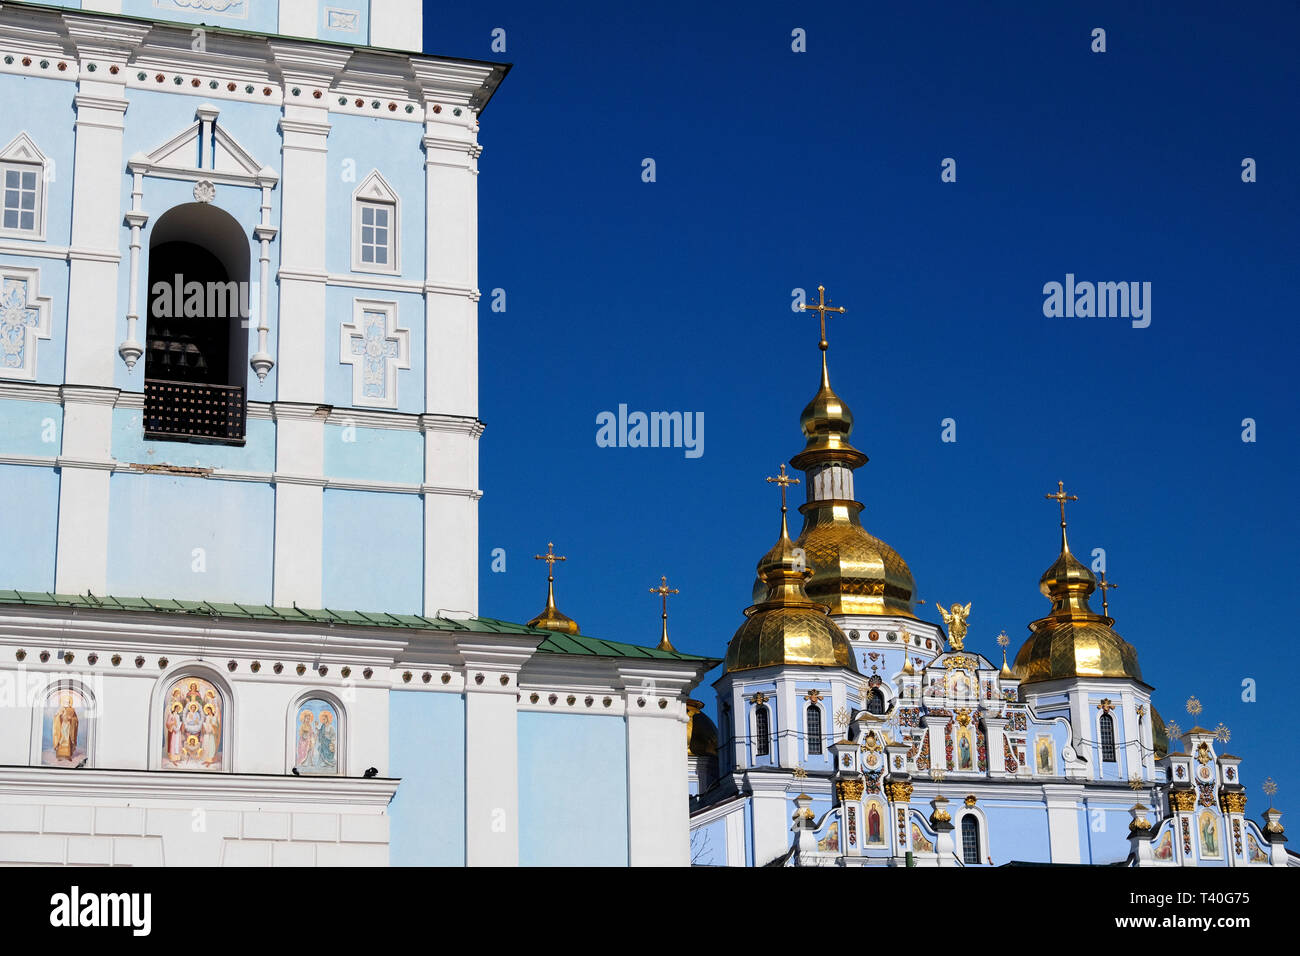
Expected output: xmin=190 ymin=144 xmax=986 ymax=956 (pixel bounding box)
xmin=424 ymin=3 xmax=1299 ymax=812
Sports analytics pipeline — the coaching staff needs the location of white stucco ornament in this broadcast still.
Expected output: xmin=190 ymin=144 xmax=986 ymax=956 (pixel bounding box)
xmin=193 ymin=180 xmax=216 ymax=203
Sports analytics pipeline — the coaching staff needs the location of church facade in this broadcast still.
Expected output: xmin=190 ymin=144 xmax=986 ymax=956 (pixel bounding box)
xmin=686 ymin=290 xmax=1293 ymax=868
xmin=0 ymin=0 xmax=712 ymax=867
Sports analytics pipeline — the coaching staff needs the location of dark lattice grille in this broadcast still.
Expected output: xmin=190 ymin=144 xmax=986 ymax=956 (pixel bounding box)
xmin=807 ymin=705 xmax=823 ymax=754
xmin=1100 ymin=712 xmax=1117 ymax=762
xmin=961 ymin=815 xmax=980 ymax=864
xmin=144 ymin=379 xmax=245 ymax=445
xmin=755 ymin=706 xmax=770 ymax=757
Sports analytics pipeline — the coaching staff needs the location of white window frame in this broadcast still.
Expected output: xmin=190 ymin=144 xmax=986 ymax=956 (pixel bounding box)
xmin=351 ymin=170 xmax=400 ymax=274
xmin=0 ymin=133 xmax=49 ymax=241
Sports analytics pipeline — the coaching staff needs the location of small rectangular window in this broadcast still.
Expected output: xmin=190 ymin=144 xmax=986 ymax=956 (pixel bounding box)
xmin=1 ymin=162 xmax=41 ymax=235
xmin=356 ymin=199 xmax=395 ymax=272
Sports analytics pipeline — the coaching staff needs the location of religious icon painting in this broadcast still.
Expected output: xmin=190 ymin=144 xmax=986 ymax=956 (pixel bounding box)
xmin=162 ymin=676 xmax=223 ymax=770
xmin=40 ymin=683 xmax=91 ymax=767
xmin=910 ymin=822 xmax=934 ymax=853
xmin=1034 ymin=735 xmax=1055 ymax=776
xmin=865 ymin=802 xmax=885 ymax=845
xmin=1246 ymin=833 xmax=1269 ymax=864
xmin=294 ymin=698 xmax=339 ymax=774
xmin=1197 ymin=811 xmax=1223 ymax=860
xmin=1153 ymin=829 xmax=1173 ymax=861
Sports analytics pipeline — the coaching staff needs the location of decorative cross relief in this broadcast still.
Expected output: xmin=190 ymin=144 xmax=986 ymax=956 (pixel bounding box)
xmin=0 ymin=267 xmax=52 ymax=380
xmin=340 ymin=301 xmax=410 ymax=408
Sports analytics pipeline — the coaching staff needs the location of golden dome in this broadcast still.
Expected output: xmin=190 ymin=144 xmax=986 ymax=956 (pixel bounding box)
xmin=790 ymin=352 xmax=868 ymax=471
xmin=685 ymin=699 xmax=718 ymax=757
xmin=795 ymin=500 xmax=917 ymax=617
xmin=725 ymin=503 xmax=857 ymax=674
xmin=526 ymin=542 xmax=580 ymax=635
xmin=1012 ymin=507 xmax=1144 ymax=686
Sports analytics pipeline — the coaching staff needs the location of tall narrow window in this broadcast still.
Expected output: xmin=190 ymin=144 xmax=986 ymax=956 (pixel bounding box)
xmin=352 ymin=171 xmax=400 ymax=274
xmin=961 ymin=815 xmax=981 ymax=864
xmin=866 ymin=689 xmax=886 ymax=715
xmin=755 ymin=705 xmax=771 ymax=757
xmin=807 ymin=705 xmax=823 ymax=755
xmin=0 ymin=133 xmax=48 ymax=239
xmin=1099 ymin=712 xmax=1117 ymax=762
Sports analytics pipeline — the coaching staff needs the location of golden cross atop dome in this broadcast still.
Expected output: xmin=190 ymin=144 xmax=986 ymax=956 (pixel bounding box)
xmin=534 ymin=541 xmax=566 ymax=580
xmin=649 ymin=575 xmax=680 ymax=652
xmin=1045 ymin=480 xmax=1078 ymax=528
xmin=801 ymin=284 xmax=846 ymax=351
xmin=1098 ymin=571 xmax=1118 ymax=616
xmin=766 ymin=463 xmax=800 ymax=513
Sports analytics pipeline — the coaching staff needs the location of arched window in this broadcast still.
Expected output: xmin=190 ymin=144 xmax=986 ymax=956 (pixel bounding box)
xmin=807 ymin=705 xmax=823 ymax=755
xmin=755 ymin=705 xmax=771 ymax=757
xmin=961 ymin=815 xmax=981 ymax=864
xmin=291 ymin=696 xmax=342 ymax=775
xmin=144 ymin=202 xmax=251 ymax=445
xmin=866 ymin=689 xmax=886 ymax=715
xmin=35 ymin=680 xmax=94 ymax=768
xmin=161 ymin=674 xmax=226 ymax=770
xmin=1099 ymin=712 xmax=1117 ymax=762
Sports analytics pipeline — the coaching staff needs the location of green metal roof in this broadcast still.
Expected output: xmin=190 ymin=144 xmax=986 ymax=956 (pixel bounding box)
xmin=0 ymin=590 xmax=717 ymax=664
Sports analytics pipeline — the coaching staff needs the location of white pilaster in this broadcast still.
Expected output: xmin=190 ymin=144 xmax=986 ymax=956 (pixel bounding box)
xmin=458 ymin=638 xmax=535 ymax=867
xmin=1044 ymin=784 xmax=1084 ymax=863
xmin=271 ymin=403 xmax=326 ymax=608
xmin=625 ymin=699 xmax=690 ymax=865
xmin=747 ymin=774 xmax=792 ymax=867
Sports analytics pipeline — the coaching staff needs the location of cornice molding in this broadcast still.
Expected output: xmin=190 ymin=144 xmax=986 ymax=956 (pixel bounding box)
xmin=0 ymin=765 xmax=399 ymax=806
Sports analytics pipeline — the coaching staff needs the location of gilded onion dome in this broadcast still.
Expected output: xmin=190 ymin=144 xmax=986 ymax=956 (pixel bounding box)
xmin=784 ymin=345 xmax=917 ymax=618
xmin=685 ymin=699 xmax=719 ymax=757
xmin=725 ymin=494 xmax=857 ymax=674
xmin=1012 ymin=496 xmax=1144 ymax=685
xmin=526 ymin=542 xmax=581 ymax=635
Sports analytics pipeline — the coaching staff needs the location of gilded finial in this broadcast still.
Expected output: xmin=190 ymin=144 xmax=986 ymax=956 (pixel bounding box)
xmin=1214 ymin=722 xmax=1231 ymax=744
xmin=1186 ymin=696 xmax=1203 ymax=718
xmin=1263 ymin=777 xmax=1278 ymax=798
xmin=526 ymin=542 xmax=580 ymax=635
xmin=766 ymin=463 xmax=801 ymax=539
xmin=1098 ymin=570 xmax=1118 ymax=616
xmin=649 ymin=574 xmax=680 ymax=652
xmin=1044 ymin=480 xmax=1078 ymax=553
xmin=996 ymin=629 xmax=1012 ymax=676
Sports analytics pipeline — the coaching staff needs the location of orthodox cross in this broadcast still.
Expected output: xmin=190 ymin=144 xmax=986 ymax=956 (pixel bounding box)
xmin=649 ymin=574 xmax=679 ymax=652
xmin=1098 ymin=571 xmax=1118 ymax=615
xmin=534 ymin=542 xmax=566 ymax=583
xmin=766 ymin=462 xmax=800 ymax=513
xmin=801 ymin=284 xmax=846 ymax=351
xmin=1044 ymin=480 xmax=1078 ymax=530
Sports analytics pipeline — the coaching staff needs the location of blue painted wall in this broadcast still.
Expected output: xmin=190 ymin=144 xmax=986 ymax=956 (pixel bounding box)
xmin=3 ymin=254 xmax=70 ymax=386
xmin=112 ymin=407 xmax=276 ymax=472
xmin=517 ymin=712 xmax=628 ymax=866
xmin=321 ymin=488 xmax=422 ymax=612
xmin=388 ymin=689 xmax=464 ymax=865
xmin=0 ymin=464 xmax=59 ymax=590
xmin=322 ymin=423 xmax=423 ymax=483
xmin=984 ymin=801 xmax=1052 ymax=864
xmin=323 ymin=286 xmax=425 ymax=413
xmin=106 ymin=472 xmax=274 ymax=602
xmin=0 ymin=400 xmax=62 ymax=456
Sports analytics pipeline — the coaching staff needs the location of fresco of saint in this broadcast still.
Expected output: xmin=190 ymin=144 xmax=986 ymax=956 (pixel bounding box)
xmin=42 ymin=687 xmax=87 ymax=767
